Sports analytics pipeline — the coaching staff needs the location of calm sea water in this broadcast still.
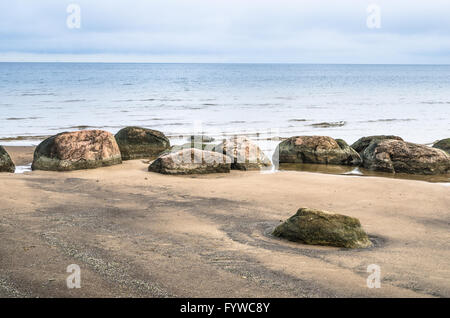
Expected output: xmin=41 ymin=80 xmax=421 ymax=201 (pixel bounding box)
xmin=0 ymin=63 xmax=449 ymax=158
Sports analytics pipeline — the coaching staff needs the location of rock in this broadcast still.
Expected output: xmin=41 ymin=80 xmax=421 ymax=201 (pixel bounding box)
xmin=274 ymin=136 xmax=361 ymax=166
xmin=309 ymin=121 xmax=346 ymax=128
xmin=0 ymin=146 xmax=15 ymax=173
xmin=115 ymin=126 xmax=170 ymax=160
xmin=148 ymin=148 xmax=231 ymax=175
xmin=32 ymin=130 xmax=122 ymax=171
xmin=362 ymin=139 xmax=450 ymax=175
xmin=351 ymin=135 xmax=403 ymax=154
xmin=433 ymin=138 xmax=450 ymax=154
xmin=273 ymin=208 xmax=372 ymax=248
xmin=213 ymin=136 xmax=272 ymax=170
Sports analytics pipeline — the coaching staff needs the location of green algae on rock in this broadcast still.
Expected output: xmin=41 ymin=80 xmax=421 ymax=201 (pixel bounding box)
xmin=433 ymin=138 xmax=450 ymax=154
xmin=115 ymin=126 xmax=170 ymax=160
xmin=0 ymin=146 xmax=15 ymax=173
xmin=273 ymin=208 xmax=372 ymax=249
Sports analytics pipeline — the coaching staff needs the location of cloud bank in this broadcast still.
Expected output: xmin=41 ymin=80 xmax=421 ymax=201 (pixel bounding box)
xmin=0 ymin=0 xmax=449 ymax=63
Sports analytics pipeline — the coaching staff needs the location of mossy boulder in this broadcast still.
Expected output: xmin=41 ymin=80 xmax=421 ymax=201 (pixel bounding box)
xmin=149 ymin=148 xmax=231 ymax=175
xmin=433 ymin=138 xmax=450 ymax=154
xmin=214 ymin=136 xmax=272 ymax=170
xmin=274 ymin=136 xmax=361 ymax=166
xmin=351 ymin=135 xmax=403 ymax=154
xmin=362 ymin=139 xmax=450 ymax=175
xmin=32 ymin=130 xmax=122 ymax=171
xmin=115 ymin=126 xmax=170 ymax=160
xmin=0 ymin=146 xmax=15 ymax=173
xmin=273 ymin=208 xmax=372 ymax=248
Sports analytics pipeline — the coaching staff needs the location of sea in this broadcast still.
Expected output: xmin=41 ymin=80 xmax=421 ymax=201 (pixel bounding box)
xmin=1 ymin=63 xmax=449 ymax=160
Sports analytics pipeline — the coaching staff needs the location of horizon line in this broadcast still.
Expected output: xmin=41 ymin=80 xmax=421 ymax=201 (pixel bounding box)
xmin=1 ymin=61 xmax=449 ymax=66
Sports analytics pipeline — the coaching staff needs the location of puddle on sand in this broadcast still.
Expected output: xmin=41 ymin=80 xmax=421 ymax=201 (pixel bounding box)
xmin=277 ymin=163 xmax=450 ymax=183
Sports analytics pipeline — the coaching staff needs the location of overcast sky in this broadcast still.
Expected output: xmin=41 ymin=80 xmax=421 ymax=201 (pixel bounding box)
xmin=0 ymin=0 xmax=449 ymax=63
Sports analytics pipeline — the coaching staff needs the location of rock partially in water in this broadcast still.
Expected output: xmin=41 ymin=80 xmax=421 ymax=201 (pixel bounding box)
xmin=0 ymin=146 xmax=15 ymax=173
xmin=433 ymin=138 xmax=450 ymax=154
xmin=148 ymin=148 xmax=231 ymax=175
xmin=362 ymin=139 xmax=450 ymax=175
xmin=32 ymin=130 xmax=122 ymax=171
xmin=309 ymin=121 xmax=346 ymax=128
xmin=351 ymin=135 xmax=404 ymax=154
xmin=115 ymin=126 xmax=170 ymax=160
xmin=214 ymin=136 xmax=272 ymax=170
xmin=274 ymin=136 xmax=361 ymax=166
xmin=273 ymin=208 xmax=372 ymax=248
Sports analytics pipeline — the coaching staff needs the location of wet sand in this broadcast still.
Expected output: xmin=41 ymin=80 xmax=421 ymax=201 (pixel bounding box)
xmin=0 ymin=146 xmax=449 ymax=297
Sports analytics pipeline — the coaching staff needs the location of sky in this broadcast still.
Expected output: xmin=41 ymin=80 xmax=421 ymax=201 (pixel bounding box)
xmin=0 ymin=0 xmax=449 ymax=63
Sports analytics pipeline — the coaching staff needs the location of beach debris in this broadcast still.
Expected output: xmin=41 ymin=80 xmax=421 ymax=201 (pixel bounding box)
xmin=148 ymin=148 xmax=231 ymax=175
xmin=309 ymin=121 xmax=346 ymax=128
xmin=0 ymin=145 xmax=15 ymax=173
xmin=32 ymin=130 xmax=122 ymax=171
xmin=274 ymin=136 xmax=361 ymax=166
xmin=362 ymin=139 xmax=450 ymax=175
xmin=115 ymin=126 xmax=170 ymax=160
xmin=351 ymin=135 xmax=404 ymax=155
xmin=273 ymin=208 xmax=372 ymax=248
xmin=433 ymin=138 xmax=450 ymax=154
xmin=213 ymin=136 xmax=272 ymax=170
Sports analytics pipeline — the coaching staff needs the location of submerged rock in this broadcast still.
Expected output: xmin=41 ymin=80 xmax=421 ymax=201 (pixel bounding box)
xmin=362 ymin=139 xmax=450 ymax=175
xmin=309 ymin=121 xmax=346 ymax=128
xmin=213 ymin=136 xmax=272 ymax=170
xmin=148 ymin=148 xmax=231 ymax=175
xmin=433 ymin=138 xmax=450 ymax=154
xmin=115 ymin=126 xmax=170 ymax=160
xmin=32 ymin=130 xmax=122 ymax=171
xmin=0 ymin=146 xmax=15 ymax=173
xmin=274 ymin=136 xmax=361 ymax=166
xmin=351 ymin=135 xmax=403 ymax=154
xmin=273 ymin=208 xmax=372 ymax=248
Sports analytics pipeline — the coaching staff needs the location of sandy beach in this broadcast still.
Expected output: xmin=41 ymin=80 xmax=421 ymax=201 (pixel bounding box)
xmin=0 ymin=146 xmax=448 ymax=297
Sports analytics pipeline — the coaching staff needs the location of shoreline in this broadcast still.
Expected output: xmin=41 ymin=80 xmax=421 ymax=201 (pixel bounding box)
xmin=3 ymin=145 xmax=449 ymax=183
xmin=0 ymin=157 xmax=449 ymax=297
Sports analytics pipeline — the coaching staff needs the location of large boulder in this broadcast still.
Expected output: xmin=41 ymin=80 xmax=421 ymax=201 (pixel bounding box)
xmin=115 ymin=126 xmax=170 ymax=160
xmin=0 ymin=146 xmax=15 ymax=173
xmin=351 ymin=135 xmax=403 ymax=154
xmin=273 ymin=208 xmax=372 ymax=248
xmin=148 ymin=148 xmax=231 ymax=175
xmin=214 ymin=136 xmax=272 ymax=170
xmin=362 ymin=139 xmax=450 ymax=175
xmin=433 ymin=138 xmax=450 ymax=154
xmin=32 ymin=130 xmax=122 ymax=171
xmin=274 ymin=136 xmax=361 ymax=166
